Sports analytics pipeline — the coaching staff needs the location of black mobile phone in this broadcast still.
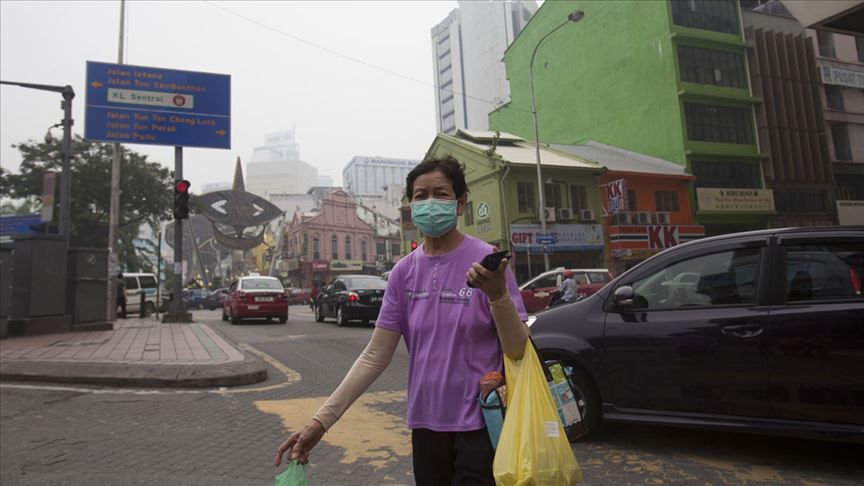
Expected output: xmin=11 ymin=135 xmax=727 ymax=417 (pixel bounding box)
xmin=467 ymin=250 xmax=511 ymax=288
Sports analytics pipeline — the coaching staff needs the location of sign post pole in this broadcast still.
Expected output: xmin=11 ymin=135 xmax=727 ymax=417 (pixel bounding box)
xmin=167 ymin=146 xmax=189 ymax=320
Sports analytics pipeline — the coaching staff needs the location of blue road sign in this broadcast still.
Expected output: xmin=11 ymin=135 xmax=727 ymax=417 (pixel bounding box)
xmin=536 ymin=233 xmax=557 ymax=245
xmin=0 ymin=214 xmax=41 ymax=241
xmin=85 ymin=61 xmax=230 ymax=149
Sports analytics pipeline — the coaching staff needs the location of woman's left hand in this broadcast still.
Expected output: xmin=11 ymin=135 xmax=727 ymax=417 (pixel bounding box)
xmin=467 ymin=251 xmax=509 ymax=301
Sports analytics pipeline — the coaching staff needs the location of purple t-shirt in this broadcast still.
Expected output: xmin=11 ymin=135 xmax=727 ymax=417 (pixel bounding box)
xmin=376 ymin=235 xmax=528 ymax=431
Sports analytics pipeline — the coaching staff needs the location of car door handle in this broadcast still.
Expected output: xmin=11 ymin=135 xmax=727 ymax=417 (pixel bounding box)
xmin=721 ymin=324 xmax=764 ymax=338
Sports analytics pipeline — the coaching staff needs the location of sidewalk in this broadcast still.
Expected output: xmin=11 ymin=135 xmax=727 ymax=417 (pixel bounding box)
xmin=0 ymin=317 xmax=267 ymax=387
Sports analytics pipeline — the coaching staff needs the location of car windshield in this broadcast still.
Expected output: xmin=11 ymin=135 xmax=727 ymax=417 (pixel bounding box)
xmin=345 ymin=276 xmax=386 ymax=290
xmin=241 ymin=278 xmax=283 ymax=290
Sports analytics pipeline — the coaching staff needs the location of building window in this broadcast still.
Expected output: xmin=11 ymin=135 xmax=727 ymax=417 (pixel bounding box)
xmin=570 ymin=185 xmax=588 ymax=211
xmin=302 ymin=233 xmax=308 ymax=255
xmin=361 ymin=240 xmax=368 ymax=262
xmin=544 ymin=183 xmax=563 ymax=209
xmin=677 ymin=45 xmax=746 ymax=88
xmin=774 ymin=190 xmax=826 ymax=214
xmin=817 ymin=31 xmax=836 ymax=58
xmin=312 ymin=238 xmax=320 ymax=260
xmin=331 ymin=235 xmax=338 ymax=260
xmin=628 ymin=189 xmax=637 ymax=211
xmin=670 ymin=0 xmax=739 ymax=35
xmin=655 ymin=191 xmax=680 ymax=212
xmin=857 ymin=37 xmax=864 ymax=62
xmin=376 ymin=241 xmax=386 ymax=258
xmin=345 ymin=236 xmax=352 ymax=260
xmin=465 ymin=201 xmax=474 ymax=226
xmin=684 ymin=103 xmax=754 ymax=144
xmin=517 ymin=182 xmax=535 ymax=213
xmin=692 ymin=160 xmax=762 ymax=188
xmin=391 ymin=241 xmax=400 ymax=257
xmin=831 ymin=123 xmax=852 ymax=161
xmin=825 ymin=85 xmax=844 ymax=110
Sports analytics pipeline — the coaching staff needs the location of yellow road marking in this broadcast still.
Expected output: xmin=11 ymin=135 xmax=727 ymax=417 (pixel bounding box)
xmin=218 ymin=343 xmax=301 ymax=395
xmin=256 ymin=390 xmax=410 ymax=470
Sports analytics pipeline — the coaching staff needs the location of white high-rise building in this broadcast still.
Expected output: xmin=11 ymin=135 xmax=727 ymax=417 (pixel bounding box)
xmin=431 ymin=0 xmax=537 ymax=134
xmin=246 ymin=130 xmax=318 ymax=198
xmin=343 ymin=156 xmax=420 ymax=197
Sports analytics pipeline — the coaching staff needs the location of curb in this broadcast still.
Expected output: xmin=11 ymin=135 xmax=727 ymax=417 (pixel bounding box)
xmin=0 ymin=352 xmax=268 ymax=389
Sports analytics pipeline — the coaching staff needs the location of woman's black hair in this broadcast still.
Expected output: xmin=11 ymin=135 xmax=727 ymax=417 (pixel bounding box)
xmin=405 ymin=155 xmax=468 ymax=200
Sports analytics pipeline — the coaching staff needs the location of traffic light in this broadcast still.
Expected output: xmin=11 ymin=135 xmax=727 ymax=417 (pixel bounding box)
xmin=173 ymin=179 xmax=191 ymax=219
xmin=410 ymin=241 xmax=418 ymax=251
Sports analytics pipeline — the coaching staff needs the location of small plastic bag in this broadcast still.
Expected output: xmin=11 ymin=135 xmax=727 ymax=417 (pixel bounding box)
xmin=275 ymin=460 xmax=309 ymax=486
xmin=493 ymin=341 xmax=582 ymax=486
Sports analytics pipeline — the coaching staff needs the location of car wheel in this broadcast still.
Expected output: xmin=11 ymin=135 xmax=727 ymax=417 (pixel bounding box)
xmin=279 ymin=315 xmax=288 ymax=324
xmin=336 ymin=306 xmax=348 ymax=327
xmin=143 ymin=302 xmax=155 ymax=317
xmin=314 ymin=305 xmax=325 ymax=323
xmin=563 ymin=364 xmax=603 ymax=440
xmin=222 ymin=310 xmax=228 ymax=321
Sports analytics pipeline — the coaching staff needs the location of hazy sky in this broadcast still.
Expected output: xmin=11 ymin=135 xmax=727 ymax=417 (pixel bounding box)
xmin=0 ymin=0 xmax=462 ymax=191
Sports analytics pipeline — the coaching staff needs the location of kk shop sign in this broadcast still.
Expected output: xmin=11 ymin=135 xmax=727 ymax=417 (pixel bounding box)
xmin=608 ymin=225 xmax=704 ymax=259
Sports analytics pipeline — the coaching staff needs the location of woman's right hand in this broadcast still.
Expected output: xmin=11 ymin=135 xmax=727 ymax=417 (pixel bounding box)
xmin=274 ymin=419 xmax=326 ymax=466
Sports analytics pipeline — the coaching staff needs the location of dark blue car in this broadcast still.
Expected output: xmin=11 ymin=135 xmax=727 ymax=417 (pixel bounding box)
xmin=529 ymin=227 xmax=864 ymax=443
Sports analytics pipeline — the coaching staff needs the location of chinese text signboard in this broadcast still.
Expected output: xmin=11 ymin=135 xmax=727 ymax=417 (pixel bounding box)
xmin=85 ymin=61 xmax=231 ymax=149
xmin=696 ymin=188 xmax=775 ymax=212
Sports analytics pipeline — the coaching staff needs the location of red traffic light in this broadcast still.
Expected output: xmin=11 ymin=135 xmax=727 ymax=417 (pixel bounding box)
xmin=410 ymin=241 xmax=418 ymax=251
xmin=175 ymin=180 xmax=191 ymax=193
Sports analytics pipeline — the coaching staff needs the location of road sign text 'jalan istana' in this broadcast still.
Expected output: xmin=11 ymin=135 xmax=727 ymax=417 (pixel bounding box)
xmin=85 ymin=61 xmax=230 ymax=149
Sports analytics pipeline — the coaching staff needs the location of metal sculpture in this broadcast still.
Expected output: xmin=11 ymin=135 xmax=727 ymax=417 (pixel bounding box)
xmin=195 ymin=157 xmax=282 ymax=250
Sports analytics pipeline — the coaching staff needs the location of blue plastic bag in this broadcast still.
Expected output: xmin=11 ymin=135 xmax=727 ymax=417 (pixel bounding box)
xmin=275 ymin=460 xmax=309 ymax=486
xmin=479 ymin=389 xmax=505 ymax=450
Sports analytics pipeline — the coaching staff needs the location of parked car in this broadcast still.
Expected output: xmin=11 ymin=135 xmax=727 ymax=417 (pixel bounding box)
xmin=204 ymin=288 xmax=229 ymax=310
xmin=287 ymin=288 xmax=312 ymax=305
xmin=315 ymin=275 xmax=386 ymax=326
xmin=223 ymin=275 xmax=289 ymax=324
xmin=528 ymin=226 xmax=864 ymax=443
xmin=120 ymin=273 xmax=159 ymax=316
xmin=519 ymin=268 xmax=614 ymax=313
xmin=182 ymin=288 xmax=208 ymax=309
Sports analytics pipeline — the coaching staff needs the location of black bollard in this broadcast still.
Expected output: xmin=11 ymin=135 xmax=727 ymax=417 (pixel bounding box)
xmin=140 ymin=291 xmax=146 ymax=317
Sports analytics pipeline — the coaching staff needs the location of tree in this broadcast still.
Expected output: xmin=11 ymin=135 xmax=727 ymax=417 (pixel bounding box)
xmin=1 ymin=135 xmax=173 ymax=272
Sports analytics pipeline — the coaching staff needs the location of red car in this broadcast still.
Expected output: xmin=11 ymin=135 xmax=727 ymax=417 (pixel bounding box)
xmin=223 ymin=275 xmax=288 ymax=324
xmin=519 ymin=268 xmax=614 ymax=313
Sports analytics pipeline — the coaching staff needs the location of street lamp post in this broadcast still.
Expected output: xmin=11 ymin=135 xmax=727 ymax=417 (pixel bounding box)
xmin=0 ymin=80 xmax=75 ymax=238
xmin=529 ymin=9 xmax=584 ymax=272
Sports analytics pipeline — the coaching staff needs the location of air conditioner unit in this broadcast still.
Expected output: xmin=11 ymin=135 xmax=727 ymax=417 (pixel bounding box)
xmin=654 ymin=212 xmax=671 ymax=225
xmin=557 ymin=208 xmax=573 ymax=221
xmin=579 ymin=209 xmax=595 ymax=222
xmin=613 ymin=212 xmax=632 ymax=226
xmin=543 ymin=207 xmax=557 ymax=222
xmin=637 ymin=211 xmax=652 ymax=225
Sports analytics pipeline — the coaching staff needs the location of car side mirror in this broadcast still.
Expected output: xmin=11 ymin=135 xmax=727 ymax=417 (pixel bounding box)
xmin=613 ymin=286 xmax=635 ymax=308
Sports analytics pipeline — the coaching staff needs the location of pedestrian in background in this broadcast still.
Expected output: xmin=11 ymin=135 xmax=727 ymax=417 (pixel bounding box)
xmin=275 ymin=156 xmax=529 ymax=485
xmin=552 ymin=269 xmax=579 ymax=307
xmin=116 ymin=273 xmax=127 ymax=319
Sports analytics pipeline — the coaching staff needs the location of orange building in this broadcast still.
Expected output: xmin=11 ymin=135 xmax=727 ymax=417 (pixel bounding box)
xmin=551 ymin=141 xmax=704 ymax=274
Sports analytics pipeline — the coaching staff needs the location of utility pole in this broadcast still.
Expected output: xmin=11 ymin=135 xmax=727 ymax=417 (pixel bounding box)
xmin=107 ymin=0 xmax=125 ymax=320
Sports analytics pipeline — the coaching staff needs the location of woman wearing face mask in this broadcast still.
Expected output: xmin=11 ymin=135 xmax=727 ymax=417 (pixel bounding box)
xmin=275 ymin=156 xmax=529 ymax=485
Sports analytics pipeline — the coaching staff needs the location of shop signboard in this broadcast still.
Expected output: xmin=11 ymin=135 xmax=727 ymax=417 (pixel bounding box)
xmin=608 ymin=225 xmax=705 ymax=260
xmin=330 ymin=260 xmax=363 ymax=272
xmin=311 ymin=260 xmax=330 ymax=272
xmin=509 ymin=224 xmax=604 ymax=252
xmin=605 ymin=178 xmax=628 ymax=214
xmin=696 ymin=188 xmax=775 ymax=212
xmin=836 ymin=200 xmax=864 ymax=225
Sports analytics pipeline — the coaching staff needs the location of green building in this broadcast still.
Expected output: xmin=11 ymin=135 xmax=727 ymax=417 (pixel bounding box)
xmin=489 ymin=0 xmax=776 ymax=235
xmin=410 ymin=130 xmax=605 ymax=282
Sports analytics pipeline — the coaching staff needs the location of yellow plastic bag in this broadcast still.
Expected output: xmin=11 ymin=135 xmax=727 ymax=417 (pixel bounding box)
xmin=493 ymin=341 xmax=582 ymax=486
